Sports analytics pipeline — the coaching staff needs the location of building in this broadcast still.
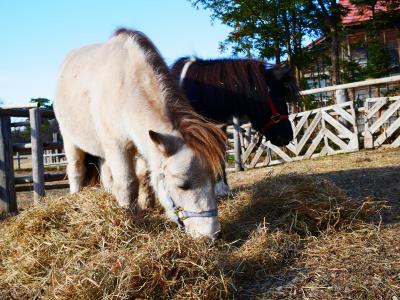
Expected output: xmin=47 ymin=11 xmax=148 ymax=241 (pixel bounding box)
xmin=304 ymin=0 xmax=400 ymax=106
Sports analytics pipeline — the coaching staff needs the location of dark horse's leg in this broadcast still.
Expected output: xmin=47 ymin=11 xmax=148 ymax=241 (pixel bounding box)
xmin=215 ymin=162 xmax=230 ymax=197
xmin=214 ymin=124 xmax=230 ymax=197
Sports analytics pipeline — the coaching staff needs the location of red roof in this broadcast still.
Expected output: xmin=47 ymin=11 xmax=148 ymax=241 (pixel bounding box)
xmin=340 ymin=0 xmax=389 ymax=25
xmin=305 ymin=1 xmax=396 ymax=50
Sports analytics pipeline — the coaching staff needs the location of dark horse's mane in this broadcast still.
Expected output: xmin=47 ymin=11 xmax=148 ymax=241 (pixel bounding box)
xmin=171 ymin=57 xmax=300 ymax=123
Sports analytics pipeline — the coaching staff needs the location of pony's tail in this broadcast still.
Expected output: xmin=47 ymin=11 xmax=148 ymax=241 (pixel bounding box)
xmin=82 ymin=153 xmax=101 ymax=187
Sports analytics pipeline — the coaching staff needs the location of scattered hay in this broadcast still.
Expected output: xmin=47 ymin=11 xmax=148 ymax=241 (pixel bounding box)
xmin=221 ymin=174 xmax=387 ymax=237
xmin=0 ymin=174 xmax=394 ymax=299
xmin=266 ymin=225 xmax=400 ymax=299
xmin=0 ymin=190 xmax=231 ymax=299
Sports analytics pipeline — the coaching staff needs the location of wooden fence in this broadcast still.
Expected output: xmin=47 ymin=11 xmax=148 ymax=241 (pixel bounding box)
xmin=227 ymin=101 xmax=360 ymax=171
xmin=363 ymin=96 xmax=400 ymax=149
xmin=0 ymin=104 xmax=66 ymax=214
xmin=227 ymin=75 xmax=400 ymax=172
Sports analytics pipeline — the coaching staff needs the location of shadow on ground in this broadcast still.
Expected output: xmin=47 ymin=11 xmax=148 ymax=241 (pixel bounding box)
xmin=219 ymin=166 xmax=399 ymax=298
xmin=317 ymin=166 xmax=400 ymax=220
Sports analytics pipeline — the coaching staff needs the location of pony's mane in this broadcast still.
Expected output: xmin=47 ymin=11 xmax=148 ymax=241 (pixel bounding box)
xmin=114 ymin=29 xmax=226 ymax=176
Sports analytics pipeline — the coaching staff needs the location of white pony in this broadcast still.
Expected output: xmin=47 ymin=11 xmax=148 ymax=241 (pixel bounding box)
xmin=54 ymin=29 xmax=226 ymax=240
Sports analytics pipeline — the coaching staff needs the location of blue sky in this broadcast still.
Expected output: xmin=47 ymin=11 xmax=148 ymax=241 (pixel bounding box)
xmin=0 ymin=1 xmax=231 ymax=104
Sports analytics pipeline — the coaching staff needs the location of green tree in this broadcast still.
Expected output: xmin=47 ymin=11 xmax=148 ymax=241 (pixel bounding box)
xmin=30 ymin=98 xmax=53 ymax=110
xmin=190 ymin=0 xmax=320 ymax=75
xmin=189 ymin=0 xmax=348 ymax=86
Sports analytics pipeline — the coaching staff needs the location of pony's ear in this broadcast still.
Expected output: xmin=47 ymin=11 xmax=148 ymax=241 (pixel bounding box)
xmin=149 ymin=130 xmax=181 ymax=157
xmin=271 ymin=66 xmax=292 ymax=82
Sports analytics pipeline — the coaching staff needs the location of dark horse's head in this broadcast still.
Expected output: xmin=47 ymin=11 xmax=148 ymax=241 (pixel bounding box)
xmin=171 ymin=58 xmax=300 ymax=146
xmin=259 ymin=65 xmax=300 ymax=145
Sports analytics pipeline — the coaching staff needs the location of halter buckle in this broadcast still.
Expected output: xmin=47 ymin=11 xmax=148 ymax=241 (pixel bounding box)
xmin=271 ymin=113 xmax=281 ymax=123
xmin=175 ymin=207 xmax=188 ymax=221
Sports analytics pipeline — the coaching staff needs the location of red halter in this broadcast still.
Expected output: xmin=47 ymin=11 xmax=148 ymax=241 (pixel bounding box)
xmin=260 ymin=94 xmax=288 ymax=133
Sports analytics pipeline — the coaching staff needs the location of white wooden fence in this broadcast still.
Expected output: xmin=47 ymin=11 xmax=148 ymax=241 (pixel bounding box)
xmin=363 ymin=96 xmax=400 ymax=149
xmin=227 ymin=101 xmax=360 ymax=171
xmin=227 ymin=75 xmax=400 ymax=172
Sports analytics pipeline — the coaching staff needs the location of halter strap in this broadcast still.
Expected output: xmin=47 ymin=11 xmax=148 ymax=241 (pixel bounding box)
xmin=159 ymin=176 xmax=218 ymax=227
xmin=260 ymin=94 xmax=289 ymax=133
xmin=179 ymin=57 xmax=196 ymax=87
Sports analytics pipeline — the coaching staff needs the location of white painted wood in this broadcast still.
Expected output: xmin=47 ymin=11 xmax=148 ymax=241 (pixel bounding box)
xmin=332 ymin=106 xmax=355 ymax=125
xmin=295 ymin=111 xmax=322 ymax=155
xmin=363 ymin=97 xmax=400 ymax=148
xmin=267 ymin=142 xmax=293 ymax=162
xmin=391 ymin=133 xmax=400 ymax=147
xmin=374 ymin=117 xmax=400 ymax=145
xmin=366 ymin=99 xmax=386 ymax=119
xmin=300 ymin=75 xmax=400 ymax=95
xmin=0 ymin=103 xmax=39 ymax=109
xmin=304 ymin=129 xmax=325 ymax=159
xmin=249 ymin=143 xmax=266 ymax=168
xmin=228 ymin=101 xmax=360 ymax=171
xmin=368 ymin=100 xmax=400 ymax=133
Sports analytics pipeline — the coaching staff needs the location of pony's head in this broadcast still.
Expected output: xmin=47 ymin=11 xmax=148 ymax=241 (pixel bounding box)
xmin=255 ymin=65 xmax=299 ymax=146
xmin=149 ymin=129 xmax=224 ymax=241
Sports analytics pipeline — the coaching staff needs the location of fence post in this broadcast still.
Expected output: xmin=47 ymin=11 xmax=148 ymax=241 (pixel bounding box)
xmin=16 ymin=152 xmax=21 ymax=170
xmin=30 ymin=108 xmax=45 ymax=203
xmin=52 ymin=132 xmax=59 ymax=164
xmin=0 ymin=115 xmax=17 ymax=213
xmin=233 ymin=116 xmax=244 ymax=171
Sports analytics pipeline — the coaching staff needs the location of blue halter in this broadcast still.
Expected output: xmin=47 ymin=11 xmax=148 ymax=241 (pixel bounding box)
xmin=159 ymin=176 xmax=218 ymax=227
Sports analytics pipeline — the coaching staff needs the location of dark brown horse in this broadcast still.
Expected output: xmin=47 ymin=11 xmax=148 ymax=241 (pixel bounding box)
xmin=171 ymin=57 xmax=300 ymax=146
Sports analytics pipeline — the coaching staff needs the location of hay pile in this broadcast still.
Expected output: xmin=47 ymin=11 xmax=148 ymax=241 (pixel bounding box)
xmin=0 ymin=174 xmax=395 ymax=299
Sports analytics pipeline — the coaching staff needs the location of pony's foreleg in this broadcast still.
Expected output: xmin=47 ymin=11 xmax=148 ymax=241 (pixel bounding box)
xmin=135 ymin=156 xmax=155 ymax=212
xmin=64 ymin=141 xmax=86 ymax=193
xmin=105 ymin=147 xmax=138 ymax=209
xmin=100 ymin=160 xmax=113 ymax=191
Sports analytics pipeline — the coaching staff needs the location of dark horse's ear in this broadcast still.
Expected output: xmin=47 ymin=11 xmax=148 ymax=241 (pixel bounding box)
xmin=271 ymin=66 xmax=292 ymax=82
xmin=149 ymin=130 xmax=182 ymax=157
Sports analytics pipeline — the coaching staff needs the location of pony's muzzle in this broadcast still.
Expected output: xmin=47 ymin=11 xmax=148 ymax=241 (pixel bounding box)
xmin=184 ymin=216 xmax=221 ymax=241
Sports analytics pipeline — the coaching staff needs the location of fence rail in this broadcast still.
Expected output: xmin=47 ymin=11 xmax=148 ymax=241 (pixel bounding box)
xmin=300 ymin=75 xmax=400 ymax=95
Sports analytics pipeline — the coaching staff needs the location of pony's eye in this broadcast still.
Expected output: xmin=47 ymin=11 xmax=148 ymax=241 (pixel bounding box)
xmin=178 ymin=181 xmax=191 ymax=191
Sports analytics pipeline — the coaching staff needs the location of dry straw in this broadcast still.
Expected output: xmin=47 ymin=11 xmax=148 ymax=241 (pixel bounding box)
xmin=0 ymin=174 xmax=393 ymax=299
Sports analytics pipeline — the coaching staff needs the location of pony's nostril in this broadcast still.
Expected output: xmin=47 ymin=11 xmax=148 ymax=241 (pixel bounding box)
xmin=213 ymin=230 xmax=222 ymax=241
